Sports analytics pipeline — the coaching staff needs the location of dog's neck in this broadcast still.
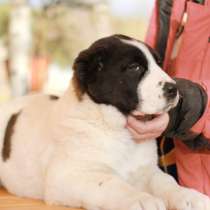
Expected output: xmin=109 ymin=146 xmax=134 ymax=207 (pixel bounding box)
xmin=57 ymin=81 xmax=127 ymax=130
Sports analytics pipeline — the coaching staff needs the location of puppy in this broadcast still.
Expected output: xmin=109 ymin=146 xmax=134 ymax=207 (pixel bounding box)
xmin=0 ymin=34 xmax=209 ymax=210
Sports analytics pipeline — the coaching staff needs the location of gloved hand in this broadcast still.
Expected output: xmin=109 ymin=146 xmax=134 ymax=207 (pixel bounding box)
xmin=164 ymin=78 xmax=210 ymax=151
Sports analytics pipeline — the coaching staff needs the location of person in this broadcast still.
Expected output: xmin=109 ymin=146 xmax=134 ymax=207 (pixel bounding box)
xmin=126 ymin=0 xmax=210 ymax=196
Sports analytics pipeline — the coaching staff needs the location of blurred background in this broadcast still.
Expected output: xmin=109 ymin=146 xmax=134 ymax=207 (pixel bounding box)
xmin=0 ymin=0 xmax=154 ymax=102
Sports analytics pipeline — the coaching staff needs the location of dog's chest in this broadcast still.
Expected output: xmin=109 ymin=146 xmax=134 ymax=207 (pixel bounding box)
xmin=112 ymin=137 xmax=158 ymax=179
xmin=58 ymin=99 xmax=159 ymax=180
xmin=71 ymin=124 xmax=158 ymax=179
xmin=59 ymin=118 xmax=158 ymax=181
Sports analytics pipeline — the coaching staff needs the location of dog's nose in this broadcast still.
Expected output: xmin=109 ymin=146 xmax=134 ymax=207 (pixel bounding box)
xmin=163 ymin=82 xmax=178 ymax=99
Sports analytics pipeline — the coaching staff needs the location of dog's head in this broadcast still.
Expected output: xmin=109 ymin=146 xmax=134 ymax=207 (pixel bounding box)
xmin=73 ymin=34 xmax=179 ymax=115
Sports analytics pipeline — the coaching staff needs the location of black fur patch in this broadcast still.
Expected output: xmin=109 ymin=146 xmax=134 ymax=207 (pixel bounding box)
xmin=73 ymin=34 xmax=151 ymax=115
xmin=2 ymin=111 xmax=21 ymax=161
xmin=49 ymin=95 xmax=59 ymax=100
xmin=114 ymin=34 xmax=133 ymax=40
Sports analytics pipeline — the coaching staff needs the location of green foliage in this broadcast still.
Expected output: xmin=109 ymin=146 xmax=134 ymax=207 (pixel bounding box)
xmin=32 ymin=6 xmax=77 ymax=67
xmin=0 ymin=4 xmax=10 ymax=40
xmin=0 ymin=3 xmax=77 ymax=67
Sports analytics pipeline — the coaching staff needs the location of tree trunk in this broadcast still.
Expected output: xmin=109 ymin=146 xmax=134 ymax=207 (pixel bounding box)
xmin=0 ymin=41 xmax=10 ymax=102
xmin=9 ymin=0 xmax=31 ymax=96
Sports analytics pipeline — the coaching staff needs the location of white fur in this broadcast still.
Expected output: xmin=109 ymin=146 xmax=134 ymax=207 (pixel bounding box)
xmin=0 ymin=39 xmax=209 ymax=210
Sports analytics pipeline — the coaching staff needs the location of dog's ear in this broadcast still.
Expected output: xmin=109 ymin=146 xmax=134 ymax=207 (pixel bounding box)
xmin=72 ymin=46 xmax=107 ymax=100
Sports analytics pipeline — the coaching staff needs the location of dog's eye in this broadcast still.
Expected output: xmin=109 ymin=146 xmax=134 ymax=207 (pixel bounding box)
xmin=127 ymin=63 xmax=142 ymax=72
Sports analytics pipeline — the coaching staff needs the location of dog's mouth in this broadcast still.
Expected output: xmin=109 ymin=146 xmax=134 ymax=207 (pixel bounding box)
xmin=132 ymin=93 xmax=179 ymax=121
xmin=131 ymin=114 xmax=156 ymax=122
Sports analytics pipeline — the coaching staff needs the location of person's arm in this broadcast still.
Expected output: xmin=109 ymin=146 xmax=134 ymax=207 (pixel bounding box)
xmin=127 ymin=78 xmax=210 ymax=152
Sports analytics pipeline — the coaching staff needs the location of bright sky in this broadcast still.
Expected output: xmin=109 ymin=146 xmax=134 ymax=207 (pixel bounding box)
xmin=28 ymin=0 xmax=155 ymax=18
xmin=107 ymin=0 xmax=154 ymax=18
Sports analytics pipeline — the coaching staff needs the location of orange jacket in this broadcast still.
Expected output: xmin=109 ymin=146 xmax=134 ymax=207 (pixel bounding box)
xmin=146 ymin=0 xmax=210 ymax=196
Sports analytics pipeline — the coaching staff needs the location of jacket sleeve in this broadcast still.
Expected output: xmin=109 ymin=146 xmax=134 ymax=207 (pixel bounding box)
xmin=145 ymin=0 xmax=173 ymax=60
xmin=164 ymin=78 xmax=210 ymax=152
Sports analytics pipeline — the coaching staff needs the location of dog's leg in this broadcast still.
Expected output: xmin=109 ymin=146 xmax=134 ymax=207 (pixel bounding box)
xmin=44 ymin=162 xmax=166 ymax=210
xmin=132 ymin=166 xmax=210 ymax=210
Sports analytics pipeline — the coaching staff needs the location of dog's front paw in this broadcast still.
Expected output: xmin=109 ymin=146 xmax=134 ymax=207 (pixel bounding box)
xmin=129 ymin=193 xmax=166 ymax=210
xmin=169 ymin=187 xmax=210 ymax=210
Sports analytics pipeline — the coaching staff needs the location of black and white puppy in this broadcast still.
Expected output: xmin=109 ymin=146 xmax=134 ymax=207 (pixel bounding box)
xmin=0 ymin=35 xmax=209 ymax=210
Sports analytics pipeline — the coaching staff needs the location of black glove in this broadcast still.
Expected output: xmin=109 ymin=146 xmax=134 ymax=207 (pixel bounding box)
xmin=163 ymin=78 xmax=210 ymax=152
